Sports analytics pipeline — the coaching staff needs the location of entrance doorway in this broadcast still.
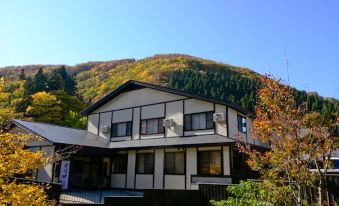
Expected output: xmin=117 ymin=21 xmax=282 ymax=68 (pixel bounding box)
xmin=68 ymin=156 xmax=110 ymax=189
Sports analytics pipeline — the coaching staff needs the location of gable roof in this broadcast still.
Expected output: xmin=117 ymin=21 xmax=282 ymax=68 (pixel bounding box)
xmin=12 ymin=119 xmax=110 ymax=148
xmin=81 ymin=80 xmax=254 ymax=117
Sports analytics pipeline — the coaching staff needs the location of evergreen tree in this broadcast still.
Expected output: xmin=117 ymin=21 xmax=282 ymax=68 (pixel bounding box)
xmin=55 ymin=66 xmax=76 ymax=95
xmin=23 ymin=77 xmax=34 ymax=97
xmin=48 ymin=71 xmax=64 ymax=91
xmin=18 ymin=68 xmax=26 ymax=80
xmin=32 ymin=68 xmax=47 ymax=93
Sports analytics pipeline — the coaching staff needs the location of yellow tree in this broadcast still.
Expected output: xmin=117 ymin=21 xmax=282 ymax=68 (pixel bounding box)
xmin=26 ymin=92 xmax=62 ymax=125
xmin=238 ymin=75 xmax=338 ymax=205
xmin=0 ymin=131 xmax=54 ymax=205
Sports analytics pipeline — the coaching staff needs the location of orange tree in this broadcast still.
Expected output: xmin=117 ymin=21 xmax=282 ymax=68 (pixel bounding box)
xmin=0 ymin=131 xmax=54 ymax=205
xmin=237 ymin=75 xmax=339 ymax=205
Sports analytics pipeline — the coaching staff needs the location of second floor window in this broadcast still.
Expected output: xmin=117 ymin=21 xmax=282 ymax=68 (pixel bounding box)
xmin=141 ymin=118 xmax=164 ymax=135
xmin=111 ymin=121 xmax=132 ymax=137
xmin=237 ymin=115 xmax=247 ymax=133
xmin=184 ymin=111 xmax=214 ymax=131
xmin=136 ymin=153 xmax=154 ymax=174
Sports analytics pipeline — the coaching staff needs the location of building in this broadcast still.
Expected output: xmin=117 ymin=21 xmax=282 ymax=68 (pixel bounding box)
xmin=11 ymin=80 xmax=269 ymax=191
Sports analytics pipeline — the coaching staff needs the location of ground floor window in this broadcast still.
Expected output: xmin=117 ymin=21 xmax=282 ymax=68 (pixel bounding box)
xmin=165 ymin=151 xmax=185 ymax=174
xmin=111 ymin=153 xmax=128 ymax=173
xmin=136 ymin=153 xmax=154 ymax=174
xmin=198 ymin=150 xmax=222 ymax=175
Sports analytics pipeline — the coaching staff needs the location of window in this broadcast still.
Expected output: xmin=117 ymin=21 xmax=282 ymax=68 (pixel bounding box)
xmin=111 ymin=121 xmax=132 ymax=137
xmin=184 ymin=112 xmax=214 ymax=131
xmin=112 ymin=153 xmax=128 ymax=173
xmin=136 ymin=153 xmax=154 ymax=174
xmin=165 ymin=152 xmax=185 ymax=174
xmin=141 ymin=118 xmax=164 ymax=135
xmin=198 ymin=150 xmax=222 ymax=175
xmin=237 ymin=115 xmax=247 ymax=133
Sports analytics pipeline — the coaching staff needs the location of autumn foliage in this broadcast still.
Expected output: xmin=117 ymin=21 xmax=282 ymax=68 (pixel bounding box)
xmin=0 ymin=131 xmax=54 ymax=205
xmin=237 ymin=75 xmax=338 ymax=205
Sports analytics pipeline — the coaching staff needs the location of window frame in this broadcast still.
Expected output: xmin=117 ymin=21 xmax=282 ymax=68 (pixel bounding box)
xmin=164 ymin=151 xmax=185 ymax=175
xmin=111 ymin=121 xmax=133 ymax=138
xmin=184 ymin=111 xmax=214 ymax=131
xmin=197 ymin=150 xmax=222 ymax=176
xmin=136 ymin=152 xmax=154 ymax=174
xmin=140 ymin=117 xmax=164 ymax=135
xmin=111 ymin=153 xmax=128 ymax=174
xmin=237 ymin=114 xmax=247 ymax=134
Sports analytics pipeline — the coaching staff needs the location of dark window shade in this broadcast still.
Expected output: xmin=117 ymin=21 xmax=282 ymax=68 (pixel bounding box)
xmin=184 ymin=111 xmax=214 ymax=131
xmin=165 ymin=152 xmax=185 ymax=174
xmin=136 ymin=153 xmax=154 ymax=174
xmin=111 ymin=121 xmax=133 ymax=137
xmin=112 ymin=153 xmax=128 ymax=173
xmin=140 ymin=118 xmax=164 ymax=135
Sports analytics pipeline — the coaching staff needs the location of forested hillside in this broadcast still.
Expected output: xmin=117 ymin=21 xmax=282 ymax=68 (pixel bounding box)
xmin=0 ymin=54 xmax=338 ymax=129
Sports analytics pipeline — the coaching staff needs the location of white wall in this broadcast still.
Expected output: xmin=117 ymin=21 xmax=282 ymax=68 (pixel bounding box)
xmin=111 ymin=174 xmax=126 ymax=188
xmin=184 ymin=99 xmax=213 ymax=114
xmin=135 ymin=174 xmax=153 ymax=189
xmin=36 ymin=146 xmax=54 ymax=182
xmin=88 ymin=114 xmax=99 ymax=135
xmin=215 ymin=104 xmax=227 ymax=137
xmin=132 ymin=107 xmax=140 ymax=140
xmin=186 ymin=147 xmax=198 ymax=190
xmin=126 ymin=150 xmax=136 ymax=189
xmin=141 ymin=104 xmax=164 ymax=119
xmin=154 ymin=149 xmax=164 ymax=189
xmin=165 ymin=101 xmax=184 ymax=137
xmin=98 ymin=112 xmax=112 ymax=139
xmin=94 ymin=88 xmax=185 ymax=113
xmin=223 ymin=146 xmax=230 ymax=175
xmin=113 ymin=109 xmax=132 ymax=123
xmin=164 ymin=175 xmax=185 ymax=189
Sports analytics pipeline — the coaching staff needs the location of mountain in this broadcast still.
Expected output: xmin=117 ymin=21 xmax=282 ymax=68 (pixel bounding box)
xmin=0 ymin=54 xmax=338 ymax=128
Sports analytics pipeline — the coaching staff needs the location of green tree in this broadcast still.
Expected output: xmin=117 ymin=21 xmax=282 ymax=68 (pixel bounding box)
xmin=48 ymin=71 xmax=64 ymax=91
xmin=32 ymin=68 xmax=47 ymax=93
xmin=18 ymin=68 xmax=26 ymax=80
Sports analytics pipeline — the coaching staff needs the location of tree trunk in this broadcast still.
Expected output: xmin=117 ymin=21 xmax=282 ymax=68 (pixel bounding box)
xmin=318 ymin=178 xmax=323 ymax=205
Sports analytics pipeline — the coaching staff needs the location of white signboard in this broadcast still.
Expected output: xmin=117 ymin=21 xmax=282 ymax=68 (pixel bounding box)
xmin=59 ymin=160 xmax=70 ymax=190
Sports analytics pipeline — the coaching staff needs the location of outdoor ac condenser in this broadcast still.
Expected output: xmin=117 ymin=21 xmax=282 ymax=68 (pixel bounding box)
xmin=100 ymin=125 xmax=110 ymax=133
xmin=213 ymin=112 xmax=226 ymax=122
xmin=163 ymin=119 xmax=175 ymax=127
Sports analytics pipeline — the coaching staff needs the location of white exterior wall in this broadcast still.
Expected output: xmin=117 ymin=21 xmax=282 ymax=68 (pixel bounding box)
xmin=154 ymin=149 xmax=164 ymax=189
xmin=34 ymin=146 xmax=55 ymax=182
xmin=111 ymin=174 xmax=126 ymax=188
xmin=186 ymin=147 xmax=198 ymax=190
xmin=98 ymin=112 xmax=112 ymax=139
xmin=88 ymin=114 xmax=99 ymax=135
xmin=135 ymin=174 xmax=153 ymax=189
xmin=164 ymin=175 xmax=185 ymax=189
xmin=165 ymin=101 xmax=184 ymax=137
xmin=126 ymin=150 xmax=136 ymax=189
xmin=94 ymin=88 xmax=185 ymax=113
xmin=132 ymin=107 xmax=140 ymax=140
xmin=215 ymin=104 xmax=227 ymax=137
xmin=113 ymin=109 xmax=133 ymax=123
xmin=184 ymin=99 xmax=213 ymax=114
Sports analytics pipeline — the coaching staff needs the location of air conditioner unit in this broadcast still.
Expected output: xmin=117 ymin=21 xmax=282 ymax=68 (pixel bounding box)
xmin=163 ymin=119 xmax=175 ymax=127
xmin=100 ymin=125 xmax=110 ymax=133
xmin=213 ymin=112 xmax=226 ymax=122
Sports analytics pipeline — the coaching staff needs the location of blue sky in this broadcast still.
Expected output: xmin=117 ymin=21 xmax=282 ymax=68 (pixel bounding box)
xmin=0 ymin=1 xmax=338 ymax=98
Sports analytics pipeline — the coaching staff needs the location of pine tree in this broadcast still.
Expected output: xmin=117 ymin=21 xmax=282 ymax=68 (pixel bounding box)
xmin=32 ymin=68 xmax=47 ymax=93
xmin=48 ymin=71 xmax=64 ymax=91
xmin=19 ymin=68 xmax=26 ymax=80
